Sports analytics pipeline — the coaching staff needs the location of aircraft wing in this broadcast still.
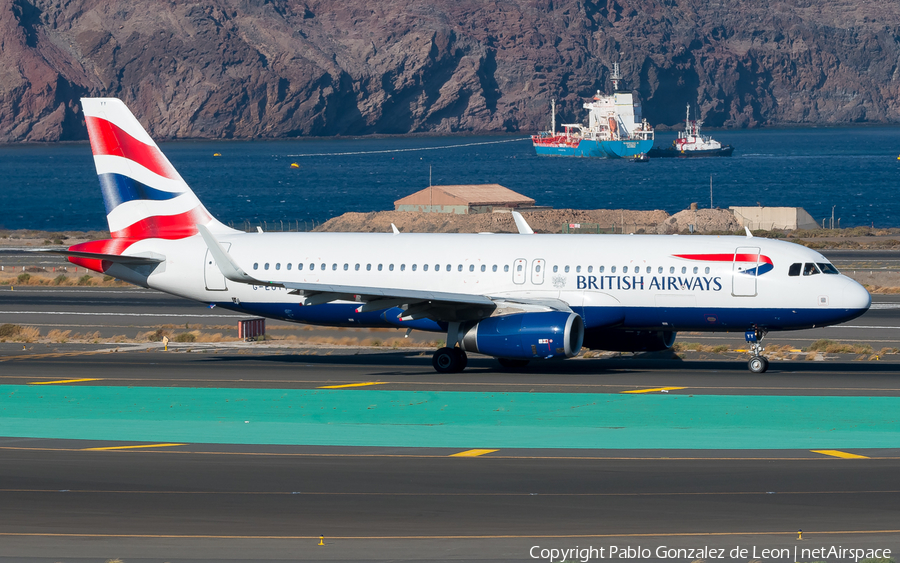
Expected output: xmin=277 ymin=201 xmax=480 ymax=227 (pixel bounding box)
xmin=197 ymin=224 xmax=497 ymax=321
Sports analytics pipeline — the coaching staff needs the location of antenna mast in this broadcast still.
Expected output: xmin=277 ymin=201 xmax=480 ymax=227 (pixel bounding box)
xmin=611 ymin=62 xmax=620 ymax=91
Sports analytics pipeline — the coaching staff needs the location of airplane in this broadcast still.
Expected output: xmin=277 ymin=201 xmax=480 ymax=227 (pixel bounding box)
xmin=51 ymin=98 xmax=871 ymax=374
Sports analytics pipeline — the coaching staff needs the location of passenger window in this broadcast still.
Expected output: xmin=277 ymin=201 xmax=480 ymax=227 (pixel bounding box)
xmin=458 ymin=264 xmax=463 ymax=272
xmin=320 ymin=263 xmax=325 ymax=270
xmin=553 ymin=265 xmax=558 ymax=273
xmin=576 ymin=266 xmax=581 ymax=273
xmin=587 ymin=266 xmax=593 ymax=273
xmin=704 ymin=267 xmax=710 ymax=274
xmin=469 ymin=265 xmax=474 ymax=272
xmin=599 ymin=266 xmax=605 ymax=273
xmin=411 ymin=264 xmax=416 ymax=271
xmin=535 ymin=265 xmax=541 ymax=273
xmin=287 ymin=263 xmax=292 ymax=271
xmin=400 ymin=264 xmax=405 ymax=271
xmin=423 ymin=264 xmax=429 ymax=271
xmin=692 ymin=267 xmax=698 ymax=274
xmin=516 ymin=264 xmax=523 ymax=272
xmin=275 ymin=263 xmax=280 ymax=271
xmin=681 ymin=267 xmax=687 ymax=274
xmin=788 ymin=263 xmax=801 ymax=276
xmin=355 ymin=264 xmax=360 ymax=271
xmin=646 ymin=266 xmax=651 ymax=274
xmin=670 ymin=266 xmax=675 ymax=274
xmin=623 ymin=266 xmax=628 ymax=273
xmin=330 ymin=264 xmax=336 ymax=271
xmin=564 ymin=266 xmax=570 ymax=273
xmin=481 ymin=265 xmax=486 ymax=272
xmin=309 ymin=263 xmax=315 ymax=271
xmin=298 ymin=263 xmax=303 ymax=271
xmin=389 ymin=264 xmax=394 ymax=271
xmin=818 ymin=263 xmax=840 ymax=274
xmin=658 ymin=266 xmax=663 ymax=274
xmin=378 ymin=264 xmax=383 ymax=271
xmin=446 ymin=264 xmax=451 ymax=271
xmin=366 ymin=264 xmax=371 ymax=271
xmin=492 ymin=265 xmax=498 ymax=272
xmin=611 ymin=266 xmax=616 ymax=273
xmin=264 ymin=263 xmax=270 ymax=270
xmin=504 ymin=265 xmax=510 ymax=272
xmin=343 ymin=264 xmax=349 ymax=271
xmin=253 ymin=263 xmax=258 ymax=270
xmin=803 ymin=263 xmax=820 ymax=276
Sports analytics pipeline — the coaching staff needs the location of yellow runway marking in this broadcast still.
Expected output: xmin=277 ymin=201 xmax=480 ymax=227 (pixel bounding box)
xmin=811 ymin=449 xmax=870 ymax=459
xmin=81 ymin=443 xmax=186 ymax=451
xmin=28 ymin=378 xmax=101 ymax=385
xmin=450 ymin=449 xmax=498 ymax=457
xmin=620 ymin=387 xmax=686 ymax=394
xmin=317 ymin=382 xmax=387 ymax=389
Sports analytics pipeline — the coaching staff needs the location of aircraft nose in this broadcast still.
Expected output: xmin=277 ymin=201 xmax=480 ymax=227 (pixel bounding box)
xmin=842 ymin=279 xmax=871 ymax=311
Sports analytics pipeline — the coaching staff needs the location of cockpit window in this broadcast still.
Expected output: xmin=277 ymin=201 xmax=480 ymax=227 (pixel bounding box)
xmin=803 ymin=263 xmax=820 ymax=276
xmin=788 ymin=263 xmax=801 ymax=277
xmin=818 ymin=263 xmax=840 ymax=275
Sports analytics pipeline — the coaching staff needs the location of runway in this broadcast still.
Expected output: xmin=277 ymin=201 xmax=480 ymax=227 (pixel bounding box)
xmin=2 ymin=285 xmax=900 ymax=560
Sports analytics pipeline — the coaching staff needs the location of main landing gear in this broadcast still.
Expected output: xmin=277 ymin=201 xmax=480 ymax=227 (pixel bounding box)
xmin=432 ymin=346 xmax=467 ymax=373
xmin=745 ymin=327 xmax=769 ymax=373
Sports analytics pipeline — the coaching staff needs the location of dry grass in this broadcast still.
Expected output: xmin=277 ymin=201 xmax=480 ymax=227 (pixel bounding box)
xmin=806 ymin=339 xmax=874 ymax=354
xmin=673 ymin=342 xmax=731 ymax=354
xmin=0 ymin=270 xmax=129 ymax=287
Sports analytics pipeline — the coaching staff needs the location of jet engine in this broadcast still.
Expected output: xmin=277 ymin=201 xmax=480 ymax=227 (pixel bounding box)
xmin=459 ymin=312 xmax=584 ymax=360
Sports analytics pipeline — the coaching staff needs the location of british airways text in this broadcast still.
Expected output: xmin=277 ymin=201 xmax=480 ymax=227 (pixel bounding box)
xmin=576 ymin=275 xmax=724 ymax=291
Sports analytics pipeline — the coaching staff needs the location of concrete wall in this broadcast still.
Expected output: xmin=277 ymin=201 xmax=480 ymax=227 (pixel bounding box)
xmin=729 ymin=207 xmax=819 ymax=230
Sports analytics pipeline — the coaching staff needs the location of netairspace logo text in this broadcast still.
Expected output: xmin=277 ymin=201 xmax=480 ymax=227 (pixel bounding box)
xmin=529 ymin=544 xmax=892 ymax=562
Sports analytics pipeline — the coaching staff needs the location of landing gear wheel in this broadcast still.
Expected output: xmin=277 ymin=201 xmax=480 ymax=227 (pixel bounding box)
xmin=748 ymin=356 xmax=768 ymax=374
xmin=432 ymin=347 xmax=466 ymax=373
xmin=497 ymin=358 xmax=530 ymax=369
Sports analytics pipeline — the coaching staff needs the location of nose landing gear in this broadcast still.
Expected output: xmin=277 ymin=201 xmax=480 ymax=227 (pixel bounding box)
xmin=745 ymin=327 xmax=769 ymax=373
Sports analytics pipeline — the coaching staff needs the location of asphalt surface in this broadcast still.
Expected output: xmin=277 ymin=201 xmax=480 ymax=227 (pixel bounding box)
xmin=2 ymin=283 xmax=900 ymax=561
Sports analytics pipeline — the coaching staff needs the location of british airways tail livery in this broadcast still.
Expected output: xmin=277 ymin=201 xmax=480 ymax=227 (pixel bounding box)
xmin=59 ymin=98 xmax=870 ymax=373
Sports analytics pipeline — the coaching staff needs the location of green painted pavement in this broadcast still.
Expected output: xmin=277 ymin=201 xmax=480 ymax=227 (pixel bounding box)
xmin=1 ymin=385 xmax=898 ymax=449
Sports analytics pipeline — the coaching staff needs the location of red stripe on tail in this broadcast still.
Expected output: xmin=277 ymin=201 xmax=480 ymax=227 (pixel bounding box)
xmin=110 ymin=206 xmax=212 ymax=240
xmin=85 ymin=116 xmax=179 ymax=180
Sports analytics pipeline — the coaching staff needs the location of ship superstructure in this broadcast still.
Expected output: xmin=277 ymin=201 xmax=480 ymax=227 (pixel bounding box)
xmin=532 ymin=64 xmax=654 ymax=158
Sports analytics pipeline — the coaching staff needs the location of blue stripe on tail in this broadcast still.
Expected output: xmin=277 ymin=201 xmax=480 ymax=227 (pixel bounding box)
xmin=98 ymin=173 xmax=182 ymax=214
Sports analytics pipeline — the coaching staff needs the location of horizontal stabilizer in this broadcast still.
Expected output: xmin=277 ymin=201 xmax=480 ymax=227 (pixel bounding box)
xmin=34 ymin=249 xmax=164 ymax=265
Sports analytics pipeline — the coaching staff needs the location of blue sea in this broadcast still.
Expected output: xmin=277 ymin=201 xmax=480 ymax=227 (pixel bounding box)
xmin=2 ymin=127 xmax=899 ymax=231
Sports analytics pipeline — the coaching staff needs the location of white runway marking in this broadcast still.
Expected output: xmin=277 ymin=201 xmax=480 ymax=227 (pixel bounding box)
xmin=1 ymin=311 xmax=247 ymax=318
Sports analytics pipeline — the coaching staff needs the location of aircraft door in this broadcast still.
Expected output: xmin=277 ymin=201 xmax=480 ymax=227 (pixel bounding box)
xmin=732 ymin=246 xmax=759 ymax=297
xmin=531 ymin=259 xmax=545 ymax=285
xmin=513 ymin=258 xmax=527 ymax=284
xmin=204 ymin=244 xmax=231 ymax=291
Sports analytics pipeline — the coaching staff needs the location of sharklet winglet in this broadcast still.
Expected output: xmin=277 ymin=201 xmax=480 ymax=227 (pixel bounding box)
xmin=196 ymin=224 xmax=271 ymax=286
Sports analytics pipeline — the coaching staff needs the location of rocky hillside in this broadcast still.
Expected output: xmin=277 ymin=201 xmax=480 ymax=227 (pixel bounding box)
xmin=2 ymin=0 xmax=899 ymax=142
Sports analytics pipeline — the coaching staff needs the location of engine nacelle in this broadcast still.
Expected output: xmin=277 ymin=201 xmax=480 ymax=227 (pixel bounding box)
xmin=460 ymin=312 xmax=584 ymax=360
xmin=582 ymin=329 xmax=676 ymax=352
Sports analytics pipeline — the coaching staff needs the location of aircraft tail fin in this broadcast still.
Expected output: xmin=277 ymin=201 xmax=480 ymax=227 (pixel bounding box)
xmin=80 ymin=97 xmax=236 ymax=240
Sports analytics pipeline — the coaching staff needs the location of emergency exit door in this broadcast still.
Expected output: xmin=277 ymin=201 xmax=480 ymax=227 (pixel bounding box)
xmin=204 ymin=243 xmax=231 ymax=291
xmin=732 ymin=246 xmax=759 ymax=297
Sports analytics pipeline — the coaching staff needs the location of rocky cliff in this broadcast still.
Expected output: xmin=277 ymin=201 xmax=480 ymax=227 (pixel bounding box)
xmin=2 ymin=0 xmax=898 ymax=142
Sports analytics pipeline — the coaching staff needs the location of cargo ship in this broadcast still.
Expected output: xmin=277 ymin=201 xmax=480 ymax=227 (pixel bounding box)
xmin=646 ymin=105 xmax=734 ymax=158
xmin=532 ymin=64 xmax=654 ymax=159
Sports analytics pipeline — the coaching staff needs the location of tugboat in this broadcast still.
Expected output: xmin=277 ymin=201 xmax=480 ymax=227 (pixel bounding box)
xmin=647 ymin=105 xmax=734 ymax=158
xmin=532 ymin=63 xmax=655 ymax=159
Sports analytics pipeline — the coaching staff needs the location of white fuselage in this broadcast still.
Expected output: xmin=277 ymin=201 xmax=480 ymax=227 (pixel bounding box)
xmin=111 ymin=231 xmax=870 ymax=334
